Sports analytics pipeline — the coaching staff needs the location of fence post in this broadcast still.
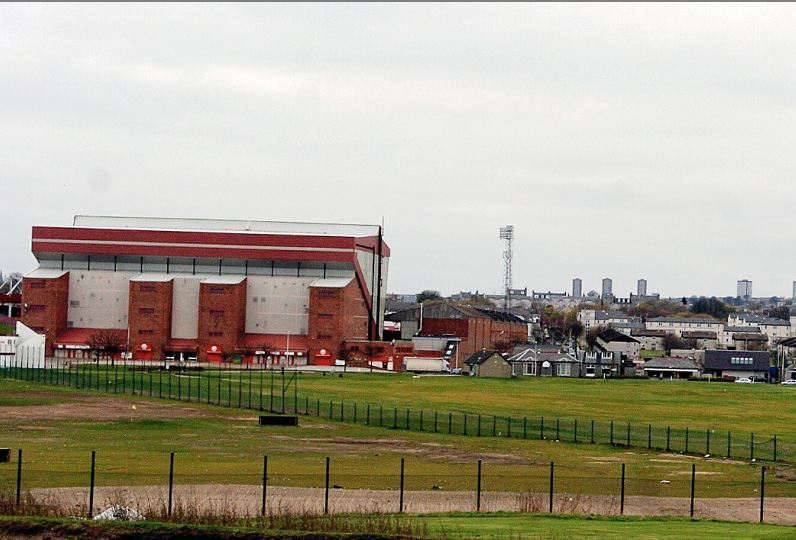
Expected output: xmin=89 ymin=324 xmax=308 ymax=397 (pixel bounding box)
xmin=477 ymin=414 xmax=481 ymax=437
xmin=324 ymin=456 xmax=330 ymax=515
xmin=366 ymin=404 xmax=370 ymax=425
xmin=727 ymin=431 xmax=732 ymax=459
xmin=666 ymin=426 xmax=671 ymax=451
xmin=405 ymin=408 xmax=409 ymax=430
xmin=760 ymin=465 xmax=766 ymax=523
xmin=591 ymin=420 xmax=595 ymax=444
xmin=507 ymin=416 xmax=511 ymax=438
xmin=399 ymin=457 xmax=405 ymax=513
xmin=555 ymin=418 xmax=560 ymax=441
xmin=540 ymin=417 xmax=544 ymax=440
xmin=168 ymin=452 xmax=175 ymax=517
xmin=620 ymin=463 xmax=625 ymax=515
xmin=751 ymin=433 xmax=755 ymax=461
xmin=685 ymin=427 xmax=689 ymax=454
xmin=626 ymin=422 xmax=631 ymax=447
xmin=549 ymin=461 xmax=554 ymax=513
xmin=492 ymin=415 xmax=497 ymax=437
xmin=689 ymin=463 xmax=695 ymax=518
xmin=464 ymin=413 xmax=468 ymax=436
xmin=648 ymin=425 xmax=652 ymax=449
xmin=16 ymin=448 xmax=22 ymax=507
xmin=706 ymin=430 xmax=710 ymax=456
xmin=610 ymin=421 xmax=614 ymax=445
xmin=434 ymin=411 xmax=438 ymax=433
xmin=88 ymin=450 xmax=96 ymax=519
xmin=418 ymin=409 xmax=422 ymax=431
xmin=261 ymin=455 xmax=268 ymax=516
xmin=448 ymin=412 xmax=452 ymax=435
xmin=393 ymin=407 xmax=398 ymax=429
xmin=523 ymin=416 xmax=527 ymax=439
xmin=773 ymin=435 xmax=778 ymax=462
xmin=476 ymin=459 xmax=482 ymax=512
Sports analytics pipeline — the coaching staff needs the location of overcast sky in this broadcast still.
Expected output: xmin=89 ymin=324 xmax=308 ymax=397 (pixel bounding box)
xmin=2 ymin=3 xmax=795 ymax=299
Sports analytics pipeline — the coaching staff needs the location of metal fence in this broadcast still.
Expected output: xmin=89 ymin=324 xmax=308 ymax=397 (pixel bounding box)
xmin=1 ymin=354 xmax=790 ymax=464
xmin=1 ymin=449 xmax=787 ymax=525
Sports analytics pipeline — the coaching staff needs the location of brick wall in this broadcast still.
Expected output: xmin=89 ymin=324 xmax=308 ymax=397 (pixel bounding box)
xmin=308 ymin=279 xmax=369 ymax=363
xmin=21 ymin=273 xmax=69 ymax=355
xmin=128 ymin=280 xmax=173 ymax=360
xmin=198 ymin=279 xmax=247 ymax=361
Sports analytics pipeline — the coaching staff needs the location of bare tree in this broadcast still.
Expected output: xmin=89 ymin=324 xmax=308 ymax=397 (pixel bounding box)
xmin=87 ymin=330 xmax=127 ymax=364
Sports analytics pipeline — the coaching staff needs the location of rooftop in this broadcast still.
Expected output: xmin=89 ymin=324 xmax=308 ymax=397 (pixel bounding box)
xmin=72 ymin=215 xmax=381 ymax=238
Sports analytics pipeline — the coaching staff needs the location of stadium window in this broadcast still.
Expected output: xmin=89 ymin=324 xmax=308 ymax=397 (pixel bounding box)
xmin=318 ymin=313 xmax=333 ymax=319
xmin=317 ymin=334 xmax=332 ymax=340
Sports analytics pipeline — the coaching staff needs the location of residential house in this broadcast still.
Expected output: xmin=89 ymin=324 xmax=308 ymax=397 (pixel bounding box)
xmin=630 ymin=328 xmax=666 ymax=352
xmin=578 ymin=310 xmax=639 ymax=331
xmin=732 ymin=332 xmax=769 ymax=350
xmin=726 ymin=314 xmax=793 ymax=348
xmin=580 ymin=350 xmax=626 ymax=378
xmin=681 ymin=330 xmax=718 ymax=350
xmin=464 ymin=350 xmax=512 ymax=378
xmin=703 ymin=349 xmax=770 ymax=381
xmin=719 ymin=325 xmax=760 ymax=348
xmin=670 ymin=349 xmax=705 ymax=365
xmin=595 ymin=328 xmax=642 ymax=367
xmin=646 ymin=317 xmax=724 ymax=337
xmin=642 ymin=357 xmax=701 ymax=379
xmin=508 ymin=348 xmax=581 ymax=378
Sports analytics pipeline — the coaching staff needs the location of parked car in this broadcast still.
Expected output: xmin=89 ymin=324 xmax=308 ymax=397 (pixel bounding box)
xmin=734 ymin=377 xmax=753 ymax=384
xmin=751 ymin=376 xmax=768 ymax=384
xmin=782 ymin=379 xmax=796 ymax=386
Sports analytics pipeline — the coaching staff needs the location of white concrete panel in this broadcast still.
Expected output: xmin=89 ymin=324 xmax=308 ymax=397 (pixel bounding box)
xmin=172 ymin=275 xmax=202 ymax=339
xmin=67 ymin=270 xmax=132 ymax=329
xmin=245 ymin=277 xmax=312 ymax=335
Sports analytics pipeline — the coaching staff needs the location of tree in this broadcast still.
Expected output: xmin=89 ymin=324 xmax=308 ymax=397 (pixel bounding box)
xmin=584 ymin=326 xmax=604 ymax=350
xmin=690 ymin=297 xmax=732 ymax=320
xmin=626 ymin=300 xmax=684 ymax=320
xmin=87 ymin=330 xmax=127 ymax=363
xmin=416 ymin=290 xmax=441 ymax=303
xmin=767 ymin=305 xmax=792 ymax=321
xmin=662 ymin=334 xmax=686 ymax=353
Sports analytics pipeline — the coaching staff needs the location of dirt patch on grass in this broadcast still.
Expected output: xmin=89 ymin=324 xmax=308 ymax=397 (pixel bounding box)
xmin=265 ymin=436 xmax=532 ymax=465
xmin=0 ymin=395 xmax=222 ymax=422
xmin=28 ymin=484 xmax=796 ymax=526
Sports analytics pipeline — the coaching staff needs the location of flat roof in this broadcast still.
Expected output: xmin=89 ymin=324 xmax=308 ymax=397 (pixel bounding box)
xmin=309 ymin=277 xmax=354 ymax=289
xmin=24 ymin=269 xmax=68 ymax=279
xmin=130 ymin=273 xmax=174 ymax=282
xmin=73 ymin=215 xmax=381 ymax=238
xmin=201 ymin=275 xmax=247 ymax=285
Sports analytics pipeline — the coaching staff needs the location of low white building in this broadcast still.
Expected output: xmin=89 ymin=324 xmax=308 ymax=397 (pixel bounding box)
xmin=0 ymin=322 xmax=46 ymax=368
xmin=727 ymin=314 xmax=793 ymax=348
xmin=645 ymin=317 xmax=724 ymax=337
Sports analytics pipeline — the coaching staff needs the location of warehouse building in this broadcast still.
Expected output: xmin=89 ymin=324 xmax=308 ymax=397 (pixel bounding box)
xmin=21 ymin=215 xmax=389 ymax=364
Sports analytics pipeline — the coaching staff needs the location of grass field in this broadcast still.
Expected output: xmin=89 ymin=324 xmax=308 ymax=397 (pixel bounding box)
xmin=0 ymin=379 xmax=792 ymax=502
xmin=5 ymin=364 xmax=793 ymax=462
xmin=2 ymin=514 xmax=796 ymax=539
